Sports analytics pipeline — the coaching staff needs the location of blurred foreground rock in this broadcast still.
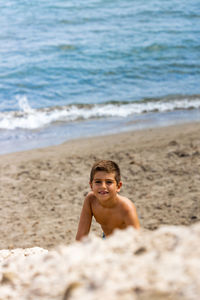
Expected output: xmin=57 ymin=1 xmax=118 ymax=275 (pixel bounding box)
xmin=0 ymin=223 xmax=200 ymax=300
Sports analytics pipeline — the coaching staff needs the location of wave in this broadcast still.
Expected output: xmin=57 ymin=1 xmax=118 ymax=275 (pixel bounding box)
xmin=0 ymin=95 xmax=200 ymax=130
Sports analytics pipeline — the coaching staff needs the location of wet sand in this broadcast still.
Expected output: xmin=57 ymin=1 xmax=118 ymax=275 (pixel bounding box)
xmin=0 ymin=122 xmax=200 ymax=249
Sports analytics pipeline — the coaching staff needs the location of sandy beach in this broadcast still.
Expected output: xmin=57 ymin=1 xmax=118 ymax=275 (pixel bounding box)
xmin=0 ymin=122 xmax=200 ymax=250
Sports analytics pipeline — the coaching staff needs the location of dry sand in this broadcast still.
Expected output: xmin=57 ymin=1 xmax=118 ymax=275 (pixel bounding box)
xmin=0 ymin=223 xmax=200 ymax=300
xmin=0 ymin=122 xmax=200 ymax=249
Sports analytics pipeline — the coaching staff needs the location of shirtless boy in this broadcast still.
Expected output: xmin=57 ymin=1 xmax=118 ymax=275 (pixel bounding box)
xmin=76 ymin=160 xmax=140 ymax=241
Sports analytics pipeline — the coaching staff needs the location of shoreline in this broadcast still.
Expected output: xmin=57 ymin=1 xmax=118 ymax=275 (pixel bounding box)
xmin=1 ymin=108 xmax=200 ymax=156
xmin=0 ymin=121 xmax=200 ymax=249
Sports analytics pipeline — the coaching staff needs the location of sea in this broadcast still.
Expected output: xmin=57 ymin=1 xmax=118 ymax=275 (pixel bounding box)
xmin=0 ymin=0 xmax=200 ymax=154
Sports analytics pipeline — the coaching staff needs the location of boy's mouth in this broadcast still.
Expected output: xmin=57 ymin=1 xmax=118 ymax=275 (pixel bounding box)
xmin=99 ymin=191 xmax=108 ymax=195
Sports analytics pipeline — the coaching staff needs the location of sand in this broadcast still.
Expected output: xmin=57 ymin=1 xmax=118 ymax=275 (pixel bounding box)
xmin=0 ymin=224 xmax=200 ymax=299
xmin=0 ymin=122 xmax=200 ymax=249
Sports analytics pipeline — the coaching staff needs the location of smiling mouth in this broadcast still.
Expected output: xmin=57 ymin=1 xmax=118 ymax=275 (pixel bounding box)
xmin=99 ymin=191 xmax=108 ymax=195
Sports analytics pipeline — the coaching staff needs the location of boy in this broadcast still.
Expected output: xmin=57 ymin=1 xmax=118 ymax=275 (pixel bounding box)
xmin=76 ymin=160 xmax=140 ymax=241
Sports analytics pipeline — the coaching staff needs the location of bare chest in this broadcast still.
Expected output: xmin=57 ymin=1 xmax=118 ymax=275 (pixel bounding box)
xmin=92 ymin=204 xmax=125 ymax=228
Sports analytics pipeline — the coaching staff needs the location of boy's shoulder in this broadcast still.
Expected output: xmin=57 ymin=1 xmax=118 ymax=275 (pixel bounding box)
xmin=85 ymin=191 xmax=97 ymax=203
xmin=86 ymin=191 xmax=95 ymax=198
xmin=118 ymin=195 xmax=137 ymax=212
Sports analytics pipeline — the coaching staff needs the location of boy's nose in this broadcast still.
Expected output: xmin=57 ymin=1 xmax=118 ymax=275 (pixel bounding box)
xmin=101 ymin=181 xmax=106 ymax=188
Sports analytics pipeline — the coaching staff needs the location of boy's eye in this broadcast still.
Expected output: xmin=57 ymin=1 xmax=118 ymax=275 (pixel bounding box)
xmin=94 ymin=180 xmax=114 ymax=185
xmin=106 ymin=181 xmax=113 ymax=184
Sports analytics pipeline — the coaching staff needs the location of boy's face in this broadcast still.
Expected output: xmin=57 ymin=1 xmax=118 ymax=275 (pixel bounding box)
xmin=90 ymin=171 xmax=122 ymax=204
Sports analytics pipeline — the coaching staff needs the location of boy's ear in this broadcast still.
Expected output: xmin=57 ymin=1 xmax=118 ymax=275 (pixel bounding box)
xmin=117 ymin=181 xmax=122 ymax=192
xmin=89 ymin=182 xmax=93 ymax=190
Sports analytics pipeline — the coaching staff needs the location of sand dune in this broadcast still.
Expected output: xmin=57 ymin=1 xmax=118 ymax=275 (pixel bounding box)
xmin=0 ymin=223 xmax=199 ymax=299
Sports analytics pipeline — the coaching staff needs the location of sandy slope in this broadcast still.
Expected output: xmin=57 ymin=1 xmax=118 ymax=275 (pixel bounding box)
xmin=0 ymin=122 xmax=200 ymax=249
xmin=0 ymin=223 xmax=200 ymax=299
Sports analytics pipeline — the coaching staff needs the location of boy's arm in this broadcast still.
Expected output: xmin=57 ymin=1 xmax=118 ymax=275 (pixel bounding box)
xmin=124 ymin=202 xmax=140 ymax=229
xmin=76 ymin=194 xmax=93 ymax=241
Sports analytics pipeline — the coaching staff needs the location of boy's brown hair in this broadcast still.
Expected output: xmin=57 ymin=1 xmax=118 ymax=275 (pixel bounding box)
xmin=90 ymin=160 xmax=121 ymax=184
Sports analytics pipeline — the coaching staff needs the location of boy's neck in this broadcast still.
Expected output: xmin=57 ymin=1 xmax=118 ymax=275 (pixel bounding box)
xmin=98 ymin=195 xmax=119 ymax=208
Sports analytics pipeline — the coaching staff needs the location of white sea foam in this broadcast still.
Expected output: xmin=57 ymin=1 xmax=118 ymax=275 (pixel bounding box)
xmin=0 ymin=96 xmax=200 ymax=130
xmin=17 ymin=95 xmax=34 ymax=113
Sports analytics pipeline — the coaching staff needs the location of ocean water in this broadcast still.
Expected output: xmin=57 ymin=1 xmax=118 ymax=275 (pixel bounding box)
xmin=0 ymin=0 xmax=200 ymax=154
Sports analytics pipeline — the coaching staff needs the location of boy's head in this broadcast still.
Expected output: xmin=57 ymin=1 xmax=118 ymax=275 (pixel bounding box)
xmin=90 ymin=160 xmax=121 ymax=185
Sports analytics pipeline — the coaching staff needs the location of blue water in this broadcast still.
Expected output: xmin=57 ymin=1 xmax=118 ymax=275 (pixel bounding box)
xmin=0 ymin=0 xmax=200 ymax=154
